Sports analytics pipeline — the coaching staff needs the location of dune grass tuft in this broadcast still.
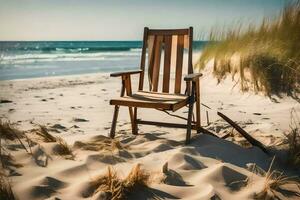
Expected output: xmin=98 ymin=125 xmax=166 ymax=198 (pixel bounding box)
xmin=53 ymin=137 xmax=74 ymax=160
xmin=251 ymin=157 xmax=300 ymax=199
xmin=0 ymin=120 xmax=24 ymax=141
xmin=284 ymin=109 xmax=300 ymax=167
xmin=0 ymin=120 xmax=31 ymax=154
xmin=36 ymin=125 xmax=57 ymax=143
xmin=197 ymin=1 xmax=300 ymax=97
xmin=92 ymin=164 xmax=149 ymax=199
xmin=0 ymin=173 xmax=15 ymax=200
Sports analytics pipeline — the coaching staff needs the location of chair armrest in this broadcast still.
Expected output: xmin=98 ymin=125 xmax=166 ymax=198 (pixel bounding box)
xmin=184 ymin=73 xmax=203 ymax=82
xmin=110 ymin=70 xmax=142 ymax=77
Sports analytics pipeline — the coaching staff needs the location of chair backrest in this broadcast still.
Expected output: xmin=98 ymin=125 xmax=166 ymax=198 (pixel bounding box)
xmin=138 ymin=27 xmax=193 ymax=94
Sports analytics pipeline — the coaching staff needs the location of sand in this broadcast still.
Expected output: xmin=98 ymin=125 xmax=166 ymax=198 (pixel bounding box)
xmin=1 ymin=64 xmax=300 ymax=199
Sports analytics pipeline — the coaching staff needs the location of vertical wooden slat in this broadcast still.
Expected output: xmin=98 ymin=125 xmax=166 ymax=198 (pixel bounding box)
xmin=184 ymin=34 xmax=189 ymax=49
xmin=147 ymin=35 xmax=156 ymax=90
xmin=174 ymin=35 xmax=184 ymax=94
xmin=162 ymin=35 xmax=172 ymax=93
xmin=188 ymin=27 xmax=193 ymax=74
xmin=138 ymin=27 xmax=149 ymax=91
xmin=151 ymin=35 xmax=163 ymax=92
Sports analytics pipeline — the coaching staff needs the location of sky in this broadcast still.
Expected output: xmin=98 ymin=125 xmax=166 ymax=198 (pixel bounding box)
xmin=0 ymin=0 xmax=289 ymax=41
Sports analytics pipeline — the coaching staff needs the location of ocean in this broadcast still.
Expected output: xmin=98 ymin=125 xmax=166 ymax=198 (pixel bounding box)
xmin=0 ymin=41 xmax=208 ymax=80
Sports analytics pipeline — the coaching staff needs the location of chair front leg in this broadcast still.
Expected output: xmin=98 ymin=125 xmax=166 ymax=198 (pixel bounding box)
xmin=133 ymin=107 xmax=138 ymax=135
xmin=128 ymin=107 xmax=138 ymax=135
xmin=110 ymin=105 xmax=120 ymax=138
xmin=186 ymin=82 xmax=196 ymax=144
xmin=122 ymin=75 xmax=138 ymax=135
xmin=109 ymin=77 xmax=126 ymax=138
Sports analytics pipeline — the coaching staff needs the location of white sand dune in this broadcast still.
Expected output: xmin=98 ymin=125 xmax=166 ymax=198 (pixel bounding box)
xmin=0 ymin=67 xmax=299 ymax=199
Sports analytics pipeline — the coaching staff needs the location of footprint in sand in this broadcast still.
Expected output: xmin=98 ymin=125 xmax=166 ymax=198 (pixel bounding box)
xmin=8 ymin=108 xmax=15 ymax=112
xmin=0 ymin=99 xmax=13 ymax=103
xmin=73 ymin=118 xmax=89 ymax=122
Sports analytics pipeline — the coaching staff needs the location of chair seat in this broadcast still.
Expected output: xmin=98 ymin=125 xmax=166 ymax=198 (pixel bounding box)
xmin=110 ymin=91 xmax=189 ymax=111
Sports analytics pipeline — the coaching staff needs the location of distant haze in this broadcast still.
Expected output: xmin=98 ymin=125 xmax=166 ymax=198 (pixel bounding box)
xmin=0 ymin=0 xmax=288 ymax=41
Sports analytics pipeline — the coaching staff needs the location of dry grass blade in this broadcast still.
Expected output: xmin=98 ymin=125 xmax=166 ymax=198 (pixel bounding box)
xmin=123 ymin=164 xmax=149 ymax=188
xmin=36 ymin=125 xmax=57 ymax=143
xmin=0 ymin=173 xmax=15 ymax=200
xmin=92 ymin=164 xmax=149 ymax=200
xmin=53 ymin=137 xmax=74 ymax=160
xmin=253 ymin=157 xmax=300 ymax=199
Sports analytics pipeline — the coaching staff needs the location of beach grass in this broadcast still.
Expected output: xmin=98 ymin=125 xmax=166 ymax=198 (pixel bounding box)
xmin=284 ymin=109 xmax=300 ymax=167
xmin=0 ymin=173 xmax=15 ymax=200
xmin=197 ymin=1 xmax=300 ymax=97
xmin=92 ymin=164 xmax=149 ymax=199
xmin=36 ymin=125 xmax=57 ymax=143
xmin=0 ymin=120 xmax=31 ymax=154
xmin=252 ymin=157 xmax=300 ymax=199
xmin=53 ymin=137 xmax=75 ymax=160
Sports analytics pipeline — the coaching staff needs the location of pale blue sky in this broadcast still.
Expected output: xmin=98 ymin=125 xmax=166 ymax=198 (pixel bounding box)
xmin=0 ymin=0 xmax=288 ymax=41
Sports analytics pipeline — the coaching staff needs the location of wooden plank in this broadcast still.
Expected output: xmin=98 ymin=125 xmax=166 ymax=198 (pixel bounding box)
xmin=147 ymin=35 xmax=156 ymax=90
xmin=137 ymin=119 xmax=196 ymax=129
xmin=138 ymin=27 xmax=148 ymax=90
xmin=110 ymin=98 xmax=172 ymax=110
xmin=151 ymin=35 xmax=163 ymax=92
xmin=136 ymin=120 xmax=219 ymax=140
xmin=110 ymin=94 xmax=188 ymax=112
xmin=162 ymin=35 xmax=172 ymax=92
xmin=148 ymin=29 xmax=189 ymax=35
xmin=111 ymin=70 xmax=142 ymax=77
xmin=217 ymin=112 xmax=269 ymax=154
xmin=134 ymin=91 xmax=187 ymax=99
xmin=188 ymin=27 xmax=193 ymax=74
xmin=174 ymin=35 xmax=184 ymax=94
xmin=184 ymin=34 xmax=189 ymax=49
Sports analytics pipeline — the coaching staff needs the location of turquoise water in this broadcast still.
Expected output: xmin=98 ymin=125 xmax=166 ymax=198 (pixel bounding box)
xmin=0 ymin=41 xmax=208 ymax=80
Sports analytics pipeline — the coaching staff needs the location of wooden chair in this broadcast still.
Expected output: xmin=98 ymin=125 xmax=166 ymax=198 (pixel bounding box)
xmin=109 ymin=27 xmax=202 ymax=144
